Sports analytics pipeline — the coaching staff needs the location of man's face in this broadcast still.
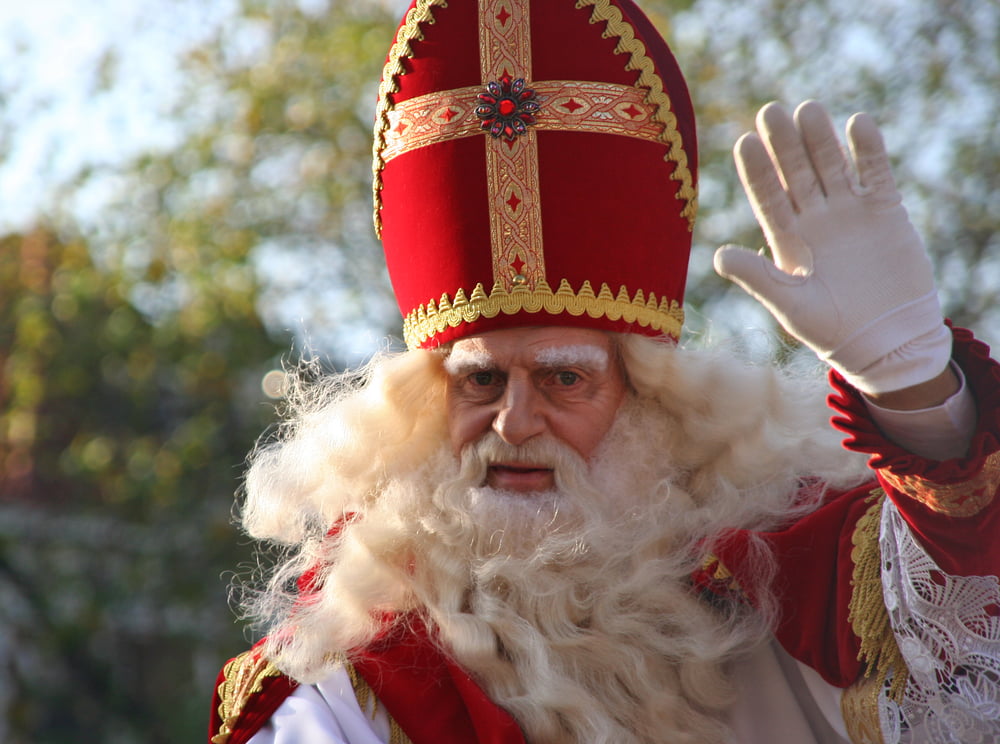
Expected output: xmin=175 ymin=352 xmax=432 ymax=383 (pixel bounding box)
xmin=445 ymin=326 xmax=627 ymax=493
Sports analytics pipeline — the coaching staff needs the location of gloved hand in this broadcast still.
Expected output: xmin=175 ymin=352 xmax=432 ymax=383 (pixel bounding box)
xmin=714 ymin=100 xmax=951 ymax=394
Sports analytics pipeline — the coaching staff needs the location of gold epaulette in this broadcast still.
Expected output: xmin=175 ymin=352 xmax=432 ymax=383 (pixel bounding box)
xmin=212 ymin=649 xmax=284 ymax=744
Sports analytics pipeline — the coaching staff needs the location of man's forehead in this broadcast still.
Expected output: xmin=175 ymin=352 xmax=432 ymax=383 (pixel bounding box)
xmin=445 ymin=327 xmax=613 ymax=372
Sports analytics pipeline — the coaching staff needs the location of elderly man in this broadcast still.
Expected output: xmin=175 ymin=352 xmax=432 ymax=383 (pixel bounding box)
xmin=209 ymin=1 xmax=1000 ymax=742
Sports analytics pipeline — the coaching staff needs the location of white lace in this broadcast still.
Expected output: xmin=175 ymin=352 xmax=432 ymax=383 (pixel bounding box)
xmin=878 ymin=499 xmax=1000 ymax=743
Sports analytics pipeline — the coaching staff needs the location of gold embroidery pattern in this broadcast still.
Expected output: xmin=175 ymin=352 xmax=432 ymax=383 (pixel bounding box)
xmin=211 ymin=650 xmax=283 ymax=744
xmin=879 ymin=450 xmax=1000 ymax=517
xmin=841 ymin=674 xmax=886 ymax=744
xmin=575 ymin=0 xmax=697 ymax=230
xmin=848 ymin=489 xmax=909 ymax=704
xmin=345 ymin=663 xmax=413 ymax=744
xmin=480 ymin=0 xmax=546 ymax=292
xmin=403 ymin=278 xmax=684 ymax=349
xmin=381 ymin=81 xmax=663 ymax=163
xmin=372 ymin=0 xmax=449 ymax=238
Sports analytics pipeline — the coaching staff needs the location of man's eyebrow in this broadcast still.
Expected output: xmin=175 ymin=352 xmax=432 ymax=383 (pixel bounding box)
xmin=535 ymin=344 xmax=608 ymax=370
xmin=443 ymin=347 xmax=494 ymax=375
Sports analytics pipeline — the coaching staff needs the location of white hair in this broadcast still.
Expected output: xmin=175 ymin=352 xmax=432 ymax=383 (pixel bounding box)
xmin=235 ymin=332 xmax=870 ymax=743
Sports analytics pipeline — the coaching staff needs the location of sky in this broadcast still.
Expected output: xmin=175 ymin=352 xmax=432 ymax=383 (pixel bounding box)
xmin=0 ymin=0 xmax=238 ymax=231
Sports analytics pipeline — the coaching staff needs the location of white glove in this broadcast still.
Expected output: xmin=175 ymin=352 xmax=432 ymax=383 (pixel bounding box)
xmin=714 ymin=100 xmax=951 ymax=394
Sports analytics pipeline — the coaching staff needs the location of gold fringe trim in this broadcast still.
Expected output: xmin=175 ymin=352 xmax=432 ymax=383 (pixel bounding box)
xmin=372 ymin=0 xmax=449 ymax=238
xmin=211 ymin=650 xmax=283 ymax=744
xmin=848 ymin=488 xmax=909 ymax=704
xmin=403 ymin=278 xmax=684 ymax=349
xmin=345 ymin=662 xmax=412 ymax=744
xmin=575 ymin=0 xmax=697 ymax=231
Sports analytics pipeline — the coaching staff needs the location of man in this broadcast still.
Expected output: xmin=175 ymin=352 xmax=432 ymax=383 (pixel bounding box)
xmin=209 ymin=1 xmax=1000 ymax=742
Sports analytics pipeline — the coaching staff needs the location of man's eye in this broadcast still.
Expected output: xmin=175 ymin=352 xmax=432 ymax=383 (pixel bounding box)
xmin=470 ymin=371 xmax=497 ymax=386
xmin=554 ymin=371 xmax=581 ymax=386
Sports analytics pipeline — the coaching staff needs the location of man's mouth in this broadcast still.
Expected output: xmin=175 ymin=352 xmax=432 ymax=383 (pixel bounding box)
xmin=486 ymin=463 xmax=556 ymax=493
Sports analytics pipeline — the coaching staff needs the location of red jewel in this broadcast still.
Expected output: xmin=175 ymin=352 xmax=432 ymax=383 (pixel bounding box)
xmin=498 ymin=99 xmax=516 ymax=116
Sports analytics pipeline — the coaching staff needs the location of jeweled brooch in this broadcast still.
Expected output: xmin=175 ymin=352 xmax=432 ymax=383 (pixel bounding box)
xmin=475 ymin=74 xmax=540 ymax=140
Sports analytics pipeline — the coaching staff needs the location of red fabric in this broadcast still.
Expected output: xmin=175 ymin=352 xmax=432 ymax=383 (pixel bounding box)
xmin=830 ymin=325 xmax=1000 ymax=576
xmin=378 ymin=0 xmax=697 ymax=348
xmin=207 ymin=641 xmax=299 ymax=744
xmin=353 ymin=615 xmax=526 ymax=744
xmin=711 ymin=485 xmax=871 ymax=690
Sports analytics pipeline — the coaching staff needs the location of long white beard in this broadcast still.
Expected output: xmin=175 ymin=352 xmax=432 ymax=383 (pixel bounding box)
xmin=408 ymin=398 xmax=768 ymax=744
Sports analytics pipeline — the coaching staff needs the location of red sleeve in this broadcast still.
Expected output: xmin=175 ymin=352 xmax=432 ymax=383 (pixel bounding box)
xmin=709 ymin=326 xmax=1000 ymax=690
xmin=829 ymin=325 xmax=1000 ymax=576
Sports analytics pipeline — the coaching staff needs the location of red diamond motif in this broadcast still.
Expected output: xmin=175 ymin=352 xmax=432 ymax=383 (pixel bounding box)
xmin=623 ymin=104 xmax=642 ymax=119
xmin=496 ymin=6 xmax=511 ymax=25
xmin=441 ymin=107 xmax=458 ymax=122
xmin=511 ymin=256 xmax=525 ymax=274
xmin=506 ymin=192 xmax=521 ymax=211
xmin=561 ymin=98 xmax=584 ymax=113
xmin=394 ymin=120 xmax=408 ymax=134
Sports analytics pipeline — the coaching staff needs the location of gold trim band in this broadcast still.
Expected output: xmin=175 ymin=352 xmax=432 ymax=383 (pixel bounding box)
xmin=381 ymin=80 xmax=664 ymax=163
xmin=403 ymin=278 xmax=684 ymax=349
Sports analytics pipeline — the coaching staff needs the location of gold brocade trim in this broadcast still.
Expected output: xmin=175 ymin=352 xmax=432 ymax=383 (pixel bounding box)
xmin=576 ymin=0 xmax=697 ymax=231
xmin=345 ymin=663 xmax=413 ymax=744
xmin=381 ymin=81 xmax=663 ymax=163
xmin=481 ymin=0 xmax=546 ymax=292
xmin=879 ymin=450 xmax=1000 ymax=517
xmin=403 ymin=278 xmax=684 ymax=349
xmin=848 ymin=489 xmax=909 ymax=704
xmin=841 ymin=674 xmax=886 ymax=744
xmin=372 ymin=0 xmax=449 ymax=238
xmin=211 ymin=650 xmax=283 ymax=744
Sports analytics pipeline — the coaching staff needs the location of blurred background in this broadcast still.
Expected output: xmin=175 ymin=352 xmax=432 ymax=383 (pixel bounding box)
xmin=0 ymin=0 xmax=996 ymax=741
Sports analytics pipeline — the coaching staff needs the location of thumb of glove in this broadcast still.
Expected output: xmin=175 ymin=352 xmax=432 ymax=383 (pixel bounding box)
xmin=714 ymin=244 xmax=834 ymax=349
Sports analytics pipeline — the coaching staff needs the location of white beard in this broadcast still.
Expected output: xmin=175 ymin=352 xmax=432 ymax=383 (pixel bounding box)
xmin=405 ymin=397 xmax=768 ymax=744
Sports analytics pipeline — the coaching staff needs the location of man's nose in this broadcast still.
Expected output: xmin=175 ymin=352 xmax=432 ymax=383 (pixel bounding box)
xmin=493 ymin=378 xmax=546 ymax=446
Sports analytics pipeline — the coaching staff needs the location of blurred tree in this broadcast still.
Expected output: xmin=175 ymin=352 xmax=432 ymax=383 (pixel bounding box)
xmin=0 ymin=226 xmax=285 ymax=743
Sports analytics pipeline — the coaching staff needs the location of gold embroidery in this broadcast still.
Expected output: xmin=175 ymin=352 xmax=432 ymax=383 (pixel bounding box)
xmin=849 ymin=489 xmax=908 ymax=703
xmin=211 ymin=650 xmax=283 ymax=744
xmin=345 ymin=662 xmax=413 ymax=744
xmin=381 ymin=81 xmax=664 ymax=163
xmin=841 ymin=673 xmax=886 ymax=744
xmin=372 ymin=0 xmax=449 ymax=237
xmin=403 ymin=278 xmax=683 ymax=349
xmin=879 ymin=450 xmax=1000 ymax=517
xmin=480 ymin=0 xmax=546 ymax=293
xmin=575 ymin=0 xmax=697 ymax=230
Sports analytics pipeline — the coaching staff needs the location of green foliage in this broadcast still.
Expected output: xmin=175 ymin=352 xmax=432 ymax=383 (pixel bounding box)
xmin=0 ymin=227 xmax=285 ymax=743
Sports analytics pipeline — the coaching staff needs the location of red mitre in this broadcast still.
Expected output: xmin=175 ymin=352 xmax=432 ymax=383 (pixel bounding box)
xmin=374 ymin=0 xmax=698 ymax=349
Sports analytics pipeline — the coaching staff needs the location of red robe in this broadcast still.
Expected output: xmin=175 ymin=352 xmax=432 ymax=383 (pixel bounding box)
xmin=209 ymin=327 xmax=1000 ymax=744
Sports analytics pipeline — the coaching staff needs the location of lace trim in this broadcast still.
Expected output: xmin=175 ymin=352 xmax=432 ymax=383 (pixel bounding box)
xmin=875 ymin=498 xmax=1000 ymax=743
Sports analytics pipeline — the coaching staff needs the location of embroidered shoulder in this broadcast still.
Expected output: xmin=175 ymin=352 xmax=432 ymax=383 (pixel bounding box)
xmin=212 ymin=649 xmax=283 ymax=744
xmin=879 ymin=450 xmax=1000 ymax=517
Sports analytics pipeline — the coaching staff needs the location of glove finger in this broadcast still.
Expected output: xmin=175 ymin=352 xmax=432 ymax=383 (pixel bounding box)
xmin=756 ymin=101 xmax=824 ymax=213
xmin=846 ymin=112 xmax=901 ymax=207
xmin=714 ymin=244 xmax=807 ymax=302
xmin=734 ymin=133 xmax=813 ymax=274
xmin=794 ymin=100 xmax=854 ymax=199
